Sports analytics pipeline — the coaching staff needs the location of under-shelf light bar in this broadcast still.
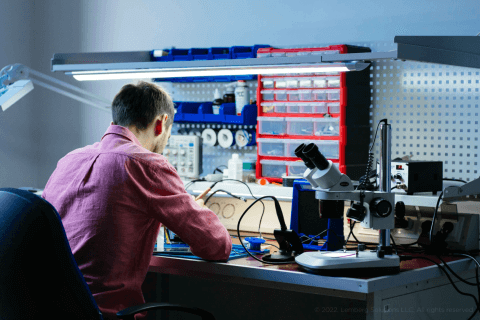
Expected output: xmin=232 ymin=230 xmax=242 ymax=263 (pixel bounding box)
xmin=70 ymin=62 xmax=369 ymax=81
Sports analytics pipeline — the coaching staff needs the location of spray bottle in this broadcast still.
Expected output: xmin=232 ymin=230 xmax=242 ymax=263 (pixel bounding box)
xmin=212 ymin=88 xmax=224 ymax=115
xmin=234 ymin=80 xmax=250 ymax=115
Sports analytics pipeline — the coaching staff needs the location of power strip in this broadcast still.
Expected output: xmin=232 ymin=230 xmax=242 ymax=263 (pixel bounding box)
xmin=163 ymin=135 xmax=202 ymax=178
xmin=206 ymin=196 xmax=292 ymax=234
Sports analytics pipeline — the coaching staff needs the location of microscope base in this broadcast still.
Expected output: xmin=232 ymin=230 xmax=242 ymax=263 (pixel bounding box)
xmin=295 ymin=250 xmax=400 ymax=276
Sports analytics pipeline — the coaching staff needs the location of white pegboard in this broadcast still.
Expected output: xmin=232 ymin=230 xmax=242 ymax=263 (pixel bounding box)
xmin=158 ymin=41 xmax=480 ymax=182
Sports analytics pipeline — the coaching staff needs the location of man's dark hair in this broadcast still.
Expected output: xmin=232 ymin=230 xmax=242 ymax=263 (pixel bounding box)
xmin=112 ymin=81 xmax=174 ymax=130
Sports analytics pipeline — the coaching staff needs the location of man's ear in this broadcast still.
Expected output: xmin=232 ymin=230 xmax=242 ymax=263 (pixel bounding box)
xmin=154 ymin=119 xmax=163 ymax=136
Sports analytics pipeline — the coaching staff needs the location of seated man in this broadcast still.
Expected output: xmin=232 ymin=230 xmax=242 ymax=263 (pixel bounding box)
xmin=42 ymin=81 xmax=232 ymax=320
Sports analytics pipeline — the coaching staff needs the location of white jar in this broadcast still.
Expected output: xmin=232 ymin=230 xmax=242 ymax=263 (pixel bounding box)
xmin=228 ymin=153 xmax=243 ymax=181
xmin=234 ymin=80 xmax=250 ymax=115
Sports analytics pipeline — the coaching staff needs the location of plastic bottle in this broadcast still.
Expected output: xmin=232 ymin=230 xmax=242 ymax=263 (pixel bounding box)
xmin=156 ymin=226 xmax=165 ymax=252
xmin=212 ymin=88 xmax=224 ymax=115
xmin=234 ymin=80 xmax=250 ymax=115
xmin=228 ymin=153 xmax=243 ymax=181
xmin=224 ymin=83 xmax=236 ymax=103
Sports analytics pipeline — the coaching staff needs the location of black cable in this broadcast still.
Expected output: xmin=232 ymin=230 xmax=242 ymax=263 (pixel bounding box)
xmin=437 ymin=255 xmax=479 ymax=287
xmin=237 ymin=195 xmax=298 ymax=265
xmin=443 ymin=178 xmax=468 ymax=184
xmin=413 ymin=256 xmax=480 ymax=318
xmin=184 ymin=179 xmax=205 ymax=190
xmin=204 ymin=189 xmax=244 ymax=205
xmin=429 ymin=191 xmax=444 ymax=244
xmin=213 ymin=165 xmax=227 ymax=174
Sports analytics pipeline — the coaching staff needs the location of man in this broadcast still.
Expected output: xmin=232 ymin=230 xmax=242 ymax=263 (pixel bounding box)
xmin=42 ymin=81 xmax=232 ymax=320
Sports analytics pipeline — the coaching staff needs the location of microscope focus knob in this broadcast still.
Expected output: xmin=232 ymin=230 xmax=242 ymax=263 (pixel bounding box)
xmin=370 ymin=198 xmax=393 ymax=218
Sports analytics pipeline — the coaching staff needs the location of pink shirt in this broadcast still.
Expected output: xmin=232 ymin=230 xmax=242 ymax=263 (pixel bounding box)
xmin=42 ymin=125 xmax=232 ymax=320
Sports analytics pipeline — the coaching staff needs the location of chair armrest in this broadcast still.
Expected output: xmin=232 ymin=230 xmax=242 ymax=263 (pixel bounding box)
xmin=116 ymin=302 xmax=215 ymax=320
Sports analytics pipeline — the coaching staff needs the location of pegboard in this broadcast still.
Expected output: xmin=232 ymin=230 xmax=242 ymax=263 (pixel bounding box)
xmin=157 ymin=41 xmax=480 ymax=182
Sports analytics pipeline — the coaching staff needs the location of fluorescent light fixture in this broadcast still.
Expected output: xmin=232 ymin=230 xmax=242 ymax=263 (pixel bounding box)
xmin=0 ymin=80 xmax=34 ymax=111
xmin=70 ymin=62 xmax=369 ymax=81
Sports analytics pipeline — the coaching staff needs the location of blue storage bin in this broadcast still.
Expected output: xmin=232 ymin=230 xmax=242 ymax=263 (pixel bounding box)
xmin=190 ymin=48 xmax=210 ymax=60
xmin=170 ymin=48 xmax=192 ymax=61
xmin=173 ymin=102 xmax=257 ymax=125
xmin=209 ymin=47 xmax=231 ymax=60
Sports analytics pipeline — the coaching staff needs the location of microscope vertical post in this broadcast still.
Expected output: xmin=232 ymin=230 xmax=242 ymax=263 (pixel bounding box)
xmin=378 ymin=121 xmax=392 ymax=250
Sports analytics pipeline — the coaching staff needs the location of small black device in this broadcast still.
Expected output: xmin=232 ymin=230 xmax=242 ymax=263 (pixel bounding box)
xmin=390 ymin=160 xmax=443 ymax=195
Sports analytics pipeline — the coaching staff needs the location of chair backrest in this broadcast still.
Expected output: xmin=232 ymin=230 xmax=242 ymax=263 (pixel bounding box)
xmin=0 ymin=188 xmax=103 ymax=320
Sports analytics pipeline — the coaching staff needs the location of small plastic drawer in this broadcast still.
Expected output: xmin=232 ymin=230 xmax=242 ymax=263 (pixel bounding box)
xmin=287 ymin=103 xmax=299 ymax=113
xmin=275 ymin=103 xmax=287 ymax=113
xmin=257 ymin=138 xmax=285 ymax=156
xmin=271 ymin=52 xmax=286 ymax=57
xmin=286 ymin=117 xmax=314 ymax=136
xmin=275 ymin=90 xmax=288 ymax=101
xmin=298 ymin=89 xmax=313 ymax=101
xmin=287 ymin=91 xmax=300 ymax=101
xmin=260 ymin=160 xmax=286 ymax=178
xmin=286 ymin=161 xmax=307 ymax=176
xmin=257 ymin=52 xmax=271 ymax=58
xmin=313 ymin=118 xmax=340 ymax=136
xmin=275 ymin=79 xmax=287 ymax=88
xmin=328 ymin=89 xmax=340 ymax=101
xmin=284 ymin=139 xmax=339 ymax=159
xmin=285 ymin=78 xmax=298 ymax=88
xmin=313 ymin=78 xmax=327 ymax=88
xmin=261 ymin=90 xmax=274 ymax=101
xmin=313 ymin=90 xmax=327 ymax=101
xmin=299 ymin=104 xmax=314 ymax=113
xmin=313 ymin=102 xmax=327 ymax=113
xmin=261 ymin=102 xmax=275 ymax=113
xmin=298 ymin=78 xmax=313 ymax=88
xmin=328 ymin=102 xmax=340 ymax=114
xmin=327 ymin=77 xmax=341 ymax=88
xmin=258 ymin=117 xmax=286 ymax=135
xmin=261 ymin=79 xmax=274 ymax=88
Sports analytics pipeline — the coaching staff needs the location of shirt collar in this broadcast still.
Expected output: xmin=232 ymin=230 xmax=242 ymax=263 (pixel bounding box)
xmin=101 ymin=124 xmax=143 ymax=147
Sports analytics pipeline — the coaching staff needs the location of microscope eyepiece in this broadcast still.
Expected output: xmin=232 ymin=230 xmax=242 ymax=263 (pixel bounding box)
xmin=294 ymin=143 xmax=315 ymax=169
xmin=302 ymin=143 xmax=329 ymax=170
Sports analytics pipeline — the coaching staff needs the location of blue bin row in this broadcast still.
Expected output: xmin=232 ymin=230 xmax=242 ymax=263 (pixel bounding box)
xmin=152 ymin=44 xmax=270 ymax=82
xmin=173 ymin=102 xmax=257 ymax=125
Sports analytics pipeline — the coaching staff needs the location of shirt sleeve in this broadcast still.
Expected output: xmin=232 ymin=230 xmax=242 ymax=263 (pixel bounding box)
xmin=126 ymin=157 xmax=232 ymax=261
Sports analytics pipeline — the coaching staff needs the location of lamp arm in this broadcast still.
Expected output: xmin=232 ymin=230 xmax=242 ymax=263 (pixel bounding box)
xmin=1 ymin=63 xmax=111 ymax=112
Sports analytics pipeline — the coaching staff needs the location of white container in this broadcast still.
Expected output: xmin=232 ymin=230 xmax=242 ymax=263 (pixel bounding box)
xmin=327 ymin=89 xmax=340 ymax=101
xmin=260 ymin=160 xmax=286 ymax=178
xmin=257 ymin=138 xmax=285 ymax=156
xmin=313 ymin=102 xmax=328 ymax=114
xmin=328 ymin=102 xmax=341 ymax=114
xmin=261 ymin=78 xmax=274 ymax=88
xmin=286 ymin=161 xmax=307 ymax=176
xmin=286 ymin=78 xmax=299 ymax=88
xmin=235 ymin=80 xmax=250 ymax=115
xmin=313 ymin=89 xmax=327 ymax=101
xmin=275 ymin=90 xmax=288 ymax=101
xmin=258 ymin=117 xmax=287 ymax=135
xmin=261 ymin=90 xmax=274 ymax=101
xmin=228 ymin=153 xmax=243 ymax=180
xmin=275 ymin=79 xmax=287 ymax=88
xmin=286 ymin=117 xmax=314 ymax=136
xmin=327 ymin=77 xmax=341 ymax=88
xmin=313 ymin=118 xmax=340 ymax=136
xmin=313 ymin=78 xmax=327 ymax=88
xmin=298 ymin=78 xmax=313 ymax=88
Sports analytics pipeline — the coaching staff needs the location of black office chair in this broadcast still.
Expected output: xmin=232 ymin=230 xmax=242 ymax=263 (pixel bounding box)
xmin=0 ymin=188 xmax=215 ymax=320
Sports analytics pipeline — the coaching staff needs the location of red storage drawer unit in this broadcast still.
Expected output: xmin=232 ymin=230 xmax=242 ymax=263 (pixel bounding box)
xmin=255 ymin=45 xmax=371 ymax=183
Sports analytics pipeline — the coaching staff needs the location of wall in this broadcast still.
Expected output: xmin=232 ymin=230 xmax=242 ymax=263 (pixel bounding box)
xmin=1 ymin=0 xmax=480 ymax=188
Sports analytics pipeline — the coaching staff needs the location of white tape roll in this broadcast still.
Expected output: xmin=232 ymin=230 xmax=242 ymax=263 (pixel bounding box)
xmin=218 ymin=129 xmax=235 ymax=148
xmin=202 ymin=128 xmax=217 ymax=146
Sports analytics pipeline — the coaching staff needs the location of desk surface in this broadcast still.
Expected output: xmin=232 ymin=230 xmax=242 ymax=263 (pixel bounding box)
xmin=149 ymin=251 xmax=476 ymax=296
